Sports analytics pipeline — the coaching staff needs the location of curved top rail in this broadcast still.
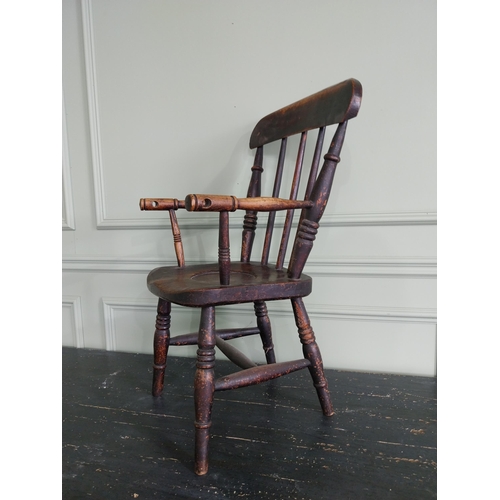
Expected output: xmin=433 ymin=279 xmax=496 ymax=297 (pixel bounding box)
xmin=249 ymin=78 xmax=362 ymax=149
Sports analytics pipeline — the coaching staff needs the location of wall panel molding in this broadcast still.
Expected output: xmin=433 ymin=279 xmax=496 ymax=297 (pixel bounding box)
xmin=102 ymin=298 xmax=156 ymax=350
xmin=81 ymin=0 xmax=225 ymax=230
xmin=68 ymin=0 xmax=436 ymax=376
xmin=62 ymin=296 xmax=84 ymax=347
xmin=81 ymin=0 xmax=107 ymax=228
xmin=95 ymin=210 xmax=437 ymax=230
xmin=64 ymin=255 xmax=436 ymax=279
xmin=81 ymin=3 xmax=436 ymax=231
xmin=62 ymin=93 xmax=76 ymax=230
xmin=323 ymin=211 xmax=436 ymax=226
xmin=302 ymin=257 xmax=436 ymax=278
xmin=102 ymin=297 xmax=436 ymax=350
xmin=102 ymin=298 xmax=196 ymax=351
xmin=262 ymin=303 xmax=436 ymax=324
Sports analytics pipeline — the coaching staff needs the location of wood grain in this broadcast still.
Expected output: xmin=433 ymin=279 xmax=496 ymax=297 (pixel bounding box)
xmin=249 ymin=78 xmax=362 ymax=148
xmin=63 ymin=348 xmax=437 ymax=499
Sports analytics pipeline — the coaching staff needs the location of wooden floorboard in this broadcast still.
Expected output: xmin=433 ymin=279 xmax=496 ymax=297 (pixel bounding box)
xmin=62 ymin=347 xmax=436 ymax=499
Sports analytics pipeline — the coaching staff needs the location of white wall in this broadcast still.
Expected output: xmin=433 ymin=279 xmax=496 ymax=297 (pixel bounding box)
xmin=62 ymin=0 xmax=436 ymax=376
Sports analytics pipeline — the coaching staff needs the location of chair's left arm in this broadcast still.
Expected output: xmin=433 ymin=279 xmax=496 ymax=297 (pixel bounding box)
xmin=184 ymin=194 xmax=312 ymax=213
xmin=140 ymin=195 xmax=312 ymax=284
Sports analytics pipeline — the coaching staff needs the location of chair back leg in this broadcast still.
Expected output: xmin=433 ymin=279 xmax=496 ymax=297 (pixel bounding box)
xmin=291 ymin=297 xmax=334 ymax=416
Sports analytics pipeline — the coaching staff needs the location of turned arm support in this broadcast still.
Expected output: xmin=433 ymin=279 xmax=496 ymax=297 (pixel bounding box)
xmin=204 ymin=196 xmax=311 ymax=286
xmin=139 ymin=198 xmax=186 ymax=267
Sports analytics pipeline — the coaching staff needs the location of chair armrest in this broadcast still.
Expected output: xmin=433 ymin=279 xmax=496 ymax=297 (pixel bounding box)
xmin=139 ymin=198 xmax=185 ymax=211
xmin=184 ymin=194 xmax=312 ymax=212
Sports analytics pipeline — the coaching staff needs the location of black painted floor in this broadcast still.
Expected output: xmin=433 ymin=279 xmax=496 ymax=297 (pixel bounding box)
xmin=62 ymin=347 xmax=436 ymax=499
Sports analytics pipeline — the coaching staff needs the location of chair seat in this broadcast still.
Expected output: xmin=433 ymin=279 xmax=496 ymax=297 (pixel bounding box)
xmin=147 ymin=262 xmax=312 ymax=307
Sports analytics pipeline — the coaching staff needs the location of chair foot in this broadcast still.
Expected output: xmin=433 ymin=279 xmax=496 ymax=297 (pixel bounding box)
xmin=254 ymin=301 xmax=276 ymax=364
xmin=194 ymin=306 xmax=216 ymax=475
xmin=152 ymin=299 xmax=171 ymax=397
xmin=194 ymin=426 xmax=211 ymax=475
xmin=291 ymin=297 xmax=334 ymax=416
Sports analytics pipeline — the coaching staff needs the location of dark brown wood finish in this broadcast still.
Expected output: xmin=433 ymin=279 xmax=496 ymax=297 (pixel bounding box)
xmin=249 ymin=78 xmax=361 ymax=148
xmin=140 ymin=79 xmax=362 ymax=474
xmin=276 ymin=130 xmax=308 ymax=271
xmin=254 ymin=300 xmax=276 ymax=364
xmin=288 ymin=120 xmax=348 ymax=280
xmin=152 ymin=299 xmax=171 ymax=397
xmin=214 ymin=336 xmax=257 ymax=369
xmin=241 ymin=146 xmax=263 ymax=262
xmin=147 ymin=262 xmax=312 ymax=307
xmin=218 ymin=211 xmax=231 ymax=285
xmin=292 ymin=296 xmax=334 ymax=416
xmin=168 ymin=327 xmax=260 ymax=346
xmin=304 ymin=127 xmax=326 ymax=201
xmin=214 ymin=358 xmax=311 ymax=392
xmin=193 ymin=306 xmax=216 ymax=475
xmin=261 ymin=137 xmax=287 ymax=265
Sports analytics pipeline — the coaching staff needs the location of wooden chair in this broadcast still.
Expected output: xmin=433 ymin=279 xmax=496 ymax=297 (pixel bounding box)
xmin=140 ymin=78 xmax=362 ymax=475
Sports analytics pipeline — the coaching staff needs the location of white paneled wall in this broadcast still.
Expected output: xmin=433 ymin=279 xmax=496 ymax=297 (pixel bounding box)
xmin=62 ymin=0 xmax=436 ymax=376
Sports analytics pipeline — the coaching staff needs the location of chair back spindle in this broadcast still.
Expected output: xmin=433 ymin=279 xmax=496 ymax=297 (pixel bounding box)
xmin=241 ymin=147 xmax=263 ymax=263
xmin=304 ymin=126 xmax=326 ymax=201
xmin=242 ymin=78 xmax=362 ymax=278
xmin=218 ymin=211 xmax=231 ymax=285
xmin=276 ymin=131 xmax=307 ymax=270
xmin=288 ymin=121 xmax=347 ymax=279
xmin=261 ymin=137 xmax=287 ymax=265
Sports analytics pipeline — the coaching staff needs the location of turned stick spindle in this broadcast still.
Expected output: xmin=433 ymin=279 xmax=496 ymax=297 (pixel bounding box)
xmin=168 ymin=209 xmax=185 ymax=268
xmin=276 ymin=131 xmax=308 ymax=270
xmin=218 ymin=211 xmax=231 ymax=285
xmin=262 ymin=137 xmax=287 ymax=265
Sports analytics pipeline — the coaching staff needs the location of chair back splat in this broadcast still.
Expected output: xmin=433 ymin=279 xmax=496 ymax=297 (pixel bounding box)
xmin=138 ymin=78 xmax=362 ymax=475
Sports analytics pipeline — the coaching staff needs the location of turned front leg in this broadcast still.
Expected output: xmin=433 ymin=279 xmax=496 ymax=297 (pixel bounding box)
xmin=291 ymin=297 xmax=334 ymax=416
xmin=194 ymin=306 xmax=216 ymax=475
xmin=152 ymin=299 xmax=171 ymax=397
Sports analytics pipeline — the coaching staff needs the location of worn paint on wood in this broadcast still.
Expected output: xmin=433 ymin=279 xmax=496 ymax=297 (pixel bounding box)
xmin=63 ymin=348 xmax=436 ymax=499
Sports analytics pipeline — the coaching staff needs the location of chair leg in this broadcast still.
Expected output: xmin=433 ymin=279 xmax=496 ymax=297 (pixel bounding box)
xmin=291 ymin=297 xmax=334 ymax=416
xmin=194 ymin=306 xmax=216 ymax=475
xmin=254 ymin=300 xmax=276 ymax=364
xmin=152 ymin=299 xmax=171 ymax=397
